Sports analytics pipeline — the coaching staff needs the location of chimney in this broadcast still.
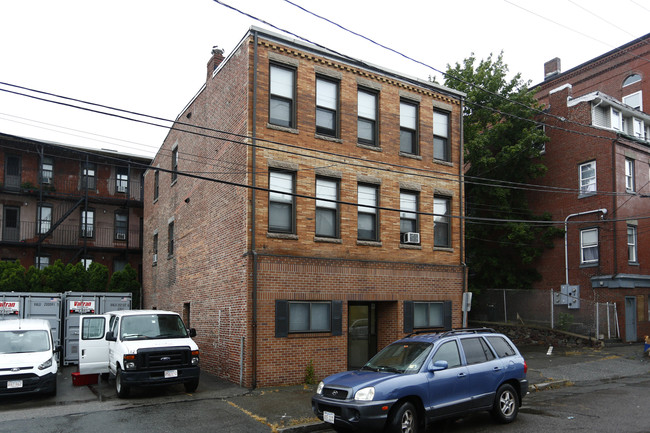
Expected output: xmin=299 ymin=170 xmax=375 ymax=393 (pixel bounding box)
xmin=207 ymin=46 xmax=225 ymax=81
xmin=544 ymin=58 xmax=561 ymax=80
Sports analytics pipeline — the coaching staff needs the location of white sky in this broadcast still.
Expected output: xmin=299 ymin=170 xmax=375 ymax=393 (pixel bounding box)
xmin=1 ymin=0 xmax=649 ymax=158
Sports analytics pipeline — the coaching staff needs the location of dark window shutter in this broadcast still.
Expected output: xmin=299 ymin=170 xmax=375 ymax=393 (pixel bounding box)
xmin=275 ymin=300 xmax=288 ymax=338
xmin=443 ymin=300 xmax=452 ymax=330
xmin=403 ymin=301 xmax=414 ymax=334
xmin=331 ymin=301 xmax=342 ymax=336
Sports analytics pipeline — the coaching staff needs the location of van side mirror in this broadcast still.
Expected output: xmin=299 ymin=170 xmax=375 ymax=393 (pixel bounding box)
xmin=106 ymin=331 xmax=117 ymax=342
xmin=188 ymin=328 xmax=197 ymax=338
xmin=429 ymin=360 xmax=449 ymax=372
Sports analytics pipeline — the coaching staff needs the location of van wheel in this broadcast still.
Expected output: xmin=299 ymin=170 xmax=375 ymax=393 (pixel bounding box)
xmin=387 ymin=402 xmax=419 ymax=433
xmin=491 ymin=384 xmax=518 ymax=423
xmin=184 ymin=379 xmax=199 ymax=393
xmin=115 ymin=367 xmax=130 ymax=398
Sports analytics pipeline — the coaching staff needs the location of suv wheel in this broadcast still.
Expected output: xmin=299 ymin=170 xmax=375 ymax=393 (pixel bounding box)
xmin=115 ymin=367 xmax=130 ymax=398
xmin=387 ymin=402 xmax=418 ymax=433
xmin=492 ymin=383 xmax=518 ymax=423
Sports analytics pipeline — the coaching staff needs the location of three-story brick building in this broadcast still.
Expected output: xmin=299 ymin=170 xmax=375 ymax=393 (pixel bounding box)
xmin=144 ymin=27 xmax=466 ymax=387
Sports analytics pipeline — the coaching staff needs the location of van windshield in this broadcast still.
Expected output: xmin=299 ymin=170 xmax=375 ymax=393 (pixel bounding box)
xmin=0 ymin=330 xmax=51 ymax=354
xmin=120 ymin=314 xmax=188 ymax=340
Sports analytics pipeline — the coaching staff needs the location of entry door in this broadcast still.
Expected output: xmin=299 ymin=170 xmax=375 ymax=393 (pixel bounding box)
xmin=625 ymin=297 xmax=637 ymax=342
xmin=3 ymin=206 xmax=20 ymax=241
xmin=348 ymin=303 xmax=377 ymax=370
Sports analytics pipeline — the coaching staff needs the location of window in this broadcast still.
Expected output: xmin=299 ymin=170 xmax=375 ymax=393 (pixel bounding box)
xmin=81 ymin=316 xmax=106 ymax=340
xmin=315 ymin=177 xmax=338 ymax=238
xmin=580 ymin=228 xmax=599 ymax=264
xmin=81 ymin=209 xmax=94 ymax=238
xmin=37 ymin=204 xmax=52 ymax=235
xmin=414 ymin=302 xmax=444 ymax=328
xmin=289 ymin=301 xmax=331 ymax=333
xmin=461 ymin=337 xmax=495 ymax=365
xmin=486 ymin=336 xmax=516 ymax=358
xmin=171 ymin=147 xmax=178 ymax=183
xmin=153 ymin=233 xmax=158 ymax=265
xmin=625 ymin=158 xmax=635 ymax=192
xmin=81 ymin=258 xmax=93 ymax=270
xmin=434 ymin=196 xmax=451 ymax=248
xmin=628 ymin=225 xmax=638 ymax=263
xmin=400 ymin=191 xmax=418 ymax=243
xmin=579 ymin=161 xmax=596 ymax=194
xmin=35 ymin=256 xmax=49 ymax=270
xmin=623 ymin=74 xmax=641 ymax=87
xmin=4 ymin=154 xmax=21 ymax=190
xmin=168 ymin=221 xmax=174 ymax=257
xmin=623 ymin=91 xmax=642 ymax=110
xmin=611 ymin=108 xmax=622 ymax=131
xmin=357 ymin=184 xmax=379 ymax=241
xmin=116 ymin=167 xmax=128 ymax=193
xmin=82 ymin=162 xmax=96 ymax=190
xmin=114 ymin=259 xmax=127 ymax=272
xmin=431 ymin=341 xmax=461 ymax=368
xmin=316 ymin=77 xmax=338 ymax=137
xmin=433 ymin=110 xmax=450 ymax=161
xmin=115 ymin=211 xmax=128 ymax=241
xmin=400 ymin=100 xmax=418 ymax=154
xmin=269 ymin=170 xmax=295 ymax=234
xmin=633 ymin=118 xmax=644 ymax=138
xmin=40 ymin=156 xmax=53 ymax=184
xmin=357 ymin=89 xmax=378 ymax=146
xmin=269 ymin=64 xmax=295 ymax=128
xmin=154 ymin=170 xmax=159 ymax=201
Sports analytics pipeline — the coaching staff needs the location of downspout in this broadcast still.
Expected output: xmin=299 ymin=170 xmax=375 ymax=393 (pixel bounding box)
xmin=459 ymin=98 xmax=468 ymax=328
xmin=611 ymin=138 xmax=617 ymax=278
xmin=251 ymin=30 xmax=259 ymax=390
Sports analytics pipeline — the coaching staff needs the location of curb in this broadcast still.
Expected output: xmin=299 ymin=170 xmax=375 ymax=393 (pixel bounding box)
xmin=278 ymin=422 xmax=329 ymax=433
xmin=531 ymin=379 xmax=571 ymax=391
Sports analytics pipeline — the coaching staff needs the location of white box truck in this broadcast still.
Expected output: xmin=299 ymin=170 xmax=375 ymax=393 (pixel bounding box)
xmin=78 ymin=310 xmax=199 ymax=398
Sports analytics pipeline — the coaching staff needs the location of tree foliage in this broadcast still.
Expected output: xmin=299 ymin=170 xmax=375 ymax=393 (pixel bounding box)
xmin=443 ymin=52 xmax=563 ymax=291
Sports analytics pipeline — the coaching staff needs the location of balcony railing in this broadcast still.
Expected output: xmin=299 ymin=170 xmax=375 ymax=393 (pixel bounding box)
xmin=0 ymin=220 xmax=142 ymax=250
xmin=3 ymin=175 xmax=144 ymax=202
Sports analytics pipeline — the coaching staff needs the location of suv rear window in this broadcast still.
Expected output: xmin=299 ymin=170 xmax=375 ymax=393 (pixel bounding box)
xmin=486 ymin=336 xmax=516 ymax=357
xmin=460 ymin=337 xmax=495 ymax=365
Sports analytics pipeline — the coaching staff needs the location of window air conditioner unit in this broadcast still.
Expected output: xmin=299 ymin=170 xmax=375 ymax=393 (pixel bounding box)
xmin=116 ymin=232 xmax=127 ymax=240
xmin=403 ymin=232 xmax=420 ymax=244
xmin=153 ymin=254 xmax=158 ymax=264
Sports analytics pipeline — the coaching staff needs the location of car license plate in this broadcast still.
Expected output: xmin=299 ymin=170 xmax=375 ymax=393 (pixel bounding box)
xmin=164 ymin=370 xmax=178 ymax=378
xmin=323 ymin=411 xmax=335 ymax=424
xmin=8 ymin=380 xmax=23 ymax=389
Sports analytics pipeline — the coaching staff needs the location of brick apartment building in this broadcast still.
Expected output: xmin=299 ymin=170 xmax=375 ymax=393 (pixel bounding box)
xmin=531 ymin=34 xmax=650 ymax=342
xmin=0 ymin=133 xmax=149 ymax=284
xmin=143 ymin=27 xmax=466 ymax=387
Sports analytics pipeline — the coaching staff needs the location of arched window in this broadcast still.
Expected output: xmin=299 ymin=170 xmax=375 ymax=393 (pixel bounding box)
xmin=623 ymin=74 xmax=641 ymax=87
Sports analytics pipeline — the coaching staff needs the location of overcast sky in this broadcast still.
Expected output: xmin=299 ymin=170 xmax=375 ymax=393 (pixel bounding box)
xmin=1 ymin=0 xmax=649 ymax=158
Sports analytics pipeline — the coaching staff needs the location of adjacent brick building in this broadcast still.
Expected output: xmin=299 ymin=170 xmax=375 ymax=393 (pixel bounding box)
xmin=0 ymin=132 xmax=149 ymax=286
xmin=143 ymin=27 xmax=466 ymax=387
xmin=532 ymin=34 xmax=650 ymax=342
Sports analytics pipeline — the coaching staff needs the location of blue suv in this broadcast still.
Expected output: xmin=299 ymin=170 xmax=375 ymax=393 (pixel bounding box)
xmin=312 ymin=328 xmax=528 ymax=433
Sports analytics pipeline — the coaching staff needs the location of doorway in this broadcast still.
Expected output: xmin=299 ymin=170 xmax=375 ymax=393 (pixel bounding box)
xmin=624 ymin=297 xmax=637 ymax=342
xmin=3 ymin=206 xmax=20 ymax=241
xmin=348 ymin=302 xmax=377 ymax=370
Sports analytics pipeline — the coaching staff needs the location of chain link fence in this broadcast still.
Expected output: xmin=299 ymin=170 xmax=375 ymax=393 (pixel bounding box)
xmin=470 ymin=289 xmax=620 ymax=340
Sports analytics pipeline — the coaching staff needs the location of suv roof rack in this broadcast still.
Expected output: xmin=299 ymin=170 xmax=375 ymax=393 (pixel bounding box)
xmin=439 ymin=327 xmax=496 ymax=338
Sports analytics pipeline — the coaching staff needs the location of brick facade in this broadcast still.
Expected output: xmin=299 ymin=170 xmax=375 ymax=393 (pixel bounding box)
xmin=532 ymin=34 xmax=650 ymax=342
xmin=144 ymin=28 xmax=466 ymax=387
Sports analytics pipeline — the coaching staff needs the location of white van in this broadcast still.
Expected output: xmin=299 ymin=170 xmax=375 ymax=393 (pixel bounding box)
xmin=0 ymin=319 xmax=59 ymax=396
xmin=79 ymin=310 xmax=200 ymax=398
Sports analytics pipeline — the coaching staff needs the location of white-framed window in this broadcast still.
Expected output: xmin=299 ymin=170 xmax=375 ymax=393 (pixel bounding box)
xmin=316 ymin=77 xmax=338 ymax=137
xmin=625 ymin=158 xmax=635 ymax=192
xmin=269 ymin=170 xmax=295 ymax=234
xmin=400 ymin=100 xmax=418 ymax=154
xmin=35 ymin=256 xmax=49 ymax=270
xmin=315 ymin=177 xmax=338 ymax=238
xmin=37 ymin=204 xmax=52 ymax=235
xmin=82 ymin=162 xmax=96 ymax=190
xmin=116 ymin=167 xmax=128 ymax=193
xmin=81 ymin=209 xmax=94 ymax=238
xmin=358 ymin=88 xmax=378 ymax=146
xmin=40 ymin=156 xmax=53 ymax=184
xmin=633 ymin=118 xmax=644 ymax=139
xmin=579 ymin=161 xmax=597 ymax=194
xmin=115 ymin=211 xmax=128 ymax=241
xmin=580 ymin=228 xmax=599 ymax=264
xmin=623 ymin=74 xmax=641 ymax=87
xmin=434 ymin=196 xmax=451 ymax=248
xmin=433 ymin=110 xmax=451 ymax=161
xmin=357 ymin=184 xmax=379 ymax=241
xmin=269 ymin=63 xmax=296 ymax=128
xmin=289 ymin=301 xmax=331 ymax=333
xmin=627 ymin=225 xmax=638 ymax=263
xmin=81 ymin=258 xmax=93 ymax=270
xmin=611 ymin=108 xmax=622 ymax=131
xmin=400 ymin=191 xmax=418 ymax=243
xmin=623 ymin=91 xmax=642 ymax=111
xmin=414 ymin=302 xmax=444 ymax=328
